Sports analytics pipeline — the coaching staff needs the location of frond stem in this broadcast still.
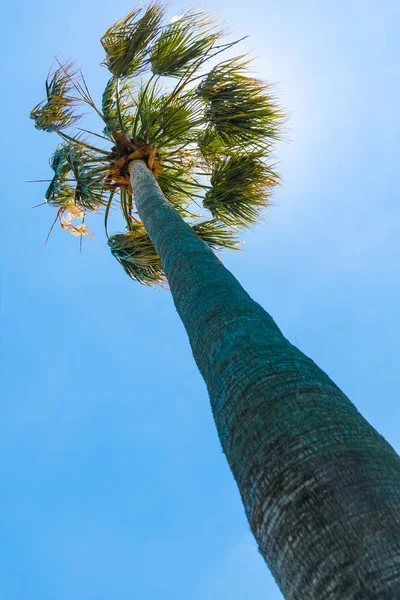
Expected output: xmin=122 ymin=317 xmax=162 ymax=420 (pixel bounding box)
xmin=58 ymin=131 xmax=110 ymax=155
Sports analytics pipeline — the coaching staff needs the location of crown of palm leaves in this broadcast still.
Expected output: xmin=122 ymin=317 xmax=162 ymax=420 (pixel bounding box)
xmin=30 ymin=2 xmax=284 ymax=285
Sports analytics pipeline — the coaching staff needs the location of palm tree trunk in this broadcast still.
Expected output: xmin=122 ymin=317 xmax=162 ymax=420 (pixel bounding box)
xmin=129 ymin=159 xmax=400 ymax=599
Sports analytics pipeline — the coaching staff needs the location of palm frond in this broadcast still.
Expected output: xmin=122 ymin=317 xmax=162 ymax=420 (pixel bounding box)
xmin=153 ymin=92 xmax=205 ymax=147
xmin=44 ymin=145 xmax=71 ymax=203
xmin=128 ymin=79 xmax=205 ymax=150
xmin=130 ymin=77 xmax=162 ymax=141
xmin=101 ymin=3 xmax=164 ymax=77
xmin=118 ymin=187 xmax=134 ymax=228
xmin=54 ymin=57 xmax=104 ymax=119
xmin=102 ymin=76 xmax=136 ymax=134
xmin=30 ymin=61 xmax=83 ymax=132
xmin=156 ymin=160 xmax=204 ymax=211
xmin=108 ymin=225 xmax=165 ymax=285
xmin=57 ymin=130 xmax=109 ymax=155
xmin=59 ymin=206 xmax=94 ymax=239
xmin=204 ymin=153 xmax=280 ymax=228
xmin=198 ymin=126 xmax=226 ymax=161
xmin=192 ymin=219 xmax=240 ymax=250
xmin=108 ymin=217 xmax=239 ymax=286
xmin=64 ymin=148 xmax=108 ymax=210
xmin=197 ymin=57 xmax=283 ymax=149
xmin=150 ymin=11 xmax=220 ymax=78
xmin=45 ymin=143 xmax=108 ymax=210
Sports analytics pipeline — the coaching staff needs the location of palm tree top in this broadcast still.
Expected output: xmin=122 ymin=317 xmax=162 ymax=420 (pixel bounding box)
xmin=30 ymin=1 xmax=284 ymax=285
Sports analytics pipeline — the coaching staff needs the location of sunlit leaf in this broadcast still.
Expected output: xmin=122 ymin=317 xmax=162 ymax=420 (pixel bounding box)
xmin=101 ymin=3 xmax=164 ymax=77
xmin=102 ymin=76 xmax=136 ymax=135
xmin=108 ymin=217 xmax=239 ymax=285
xmin=192 ymin=219 xmax=240 ymax=250
xmin=30 ymin=61 xmax=83 ymax=132
xmin=197 ymin=57 xmax=283 ymax=149
xmin=150 ymin=11 xmax=220 ymax=78
xmin=108 ymin=225 xmax=165 ymax=285
xmin=45 ymin=143 xmax=108 ymax=210
xmin=204 ymin=153 xmax=280 ymax=228
xmin=156 ymin=160 xmax=204 ymax=210
xmin=197 ymin=126 xmax=226 ymax=161
xmin=153 ymin=92 xmax=205 ymax=147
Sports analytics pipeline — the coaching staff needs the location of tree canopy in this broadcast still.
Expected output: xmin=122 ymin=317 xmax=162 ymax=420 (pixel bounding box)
xmin=31 ymin=2 xmax=284 ymax=285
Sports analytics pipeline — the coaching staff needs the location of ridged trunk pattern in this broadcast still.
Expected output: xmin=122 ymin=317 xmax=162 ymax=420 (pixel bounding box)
xmin=130 ymin=160 xmax=400 ymax=599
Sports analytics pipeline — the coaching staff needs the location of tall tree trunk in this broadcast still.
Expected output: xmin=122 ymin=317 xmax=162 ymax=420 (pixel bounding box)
xmin=129 ymin=160 xmax=400 ymax=599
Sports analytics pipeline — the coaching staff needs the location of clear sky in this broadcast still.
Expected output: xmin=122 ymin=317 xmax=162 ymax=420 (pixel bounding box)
xmin=1 ymin=0 xmax=399 ymax=598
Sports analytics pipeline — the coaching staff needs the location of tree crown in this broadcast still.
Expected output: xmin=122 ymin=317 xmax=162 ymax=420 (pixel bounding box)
xmin=30 ymin=2 xmax=284 ymax=285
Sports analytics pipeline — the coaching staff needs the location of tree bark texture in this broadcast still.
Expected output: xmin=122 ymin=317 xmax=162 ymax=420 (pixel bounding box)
xmin=130 ymin=160 xmax=400 ymax=599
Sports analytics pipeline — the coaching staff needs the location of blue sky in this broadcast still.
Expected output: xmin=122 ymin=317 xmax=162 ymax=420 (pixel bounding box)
xmin=1 ymin=0 xmax=399 ymax=598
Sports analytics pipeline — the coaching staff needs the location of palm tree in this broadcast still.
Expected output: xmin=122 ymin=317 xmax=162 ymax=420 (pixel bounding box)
xmin=30 ymin=3 xmax=400 ymax=598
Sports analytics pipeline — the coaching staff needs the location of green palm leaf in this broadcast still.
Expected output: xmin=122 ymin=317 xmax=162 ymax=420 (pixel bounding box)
xmin=102 ymin=76 xmax=136 ymax=135
xmin=150 ymin=11 xmax=220 ymax=78
xmin=197 ymin=126 xmax=226 ymax=161
xmin=128 ymin=81 xmax=204 ymax=148
xmin=101 ymin=3 xmax=164 ymax=77
xmin=204 ymin=153 xmax=280 ymax=228
xmin=108 ymin=218 xmax=238 ymax=285
xmin=45 ymin=145 xmax=71 ymax=204
xmin=45 ymin=143 xmax=108 ymax=210
xmin=129 ymin=78 xmax=163 ymax=141
xmin=64 ymin=148 xmax=108 ymax=210
xmin=108 ymin=224 xmax=165 ymax=285
xmin=157 ymin=160 xmax=204 ymax=210
xmin=197 ymin=57 xmax=283 ymax=149
xmin=153 ymin=92 xmax=205 ymax=147
xmin=192 ymin=219 xmax=240 ymax=250
xmin=30 ymin=62 xmax=82 ymax=132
